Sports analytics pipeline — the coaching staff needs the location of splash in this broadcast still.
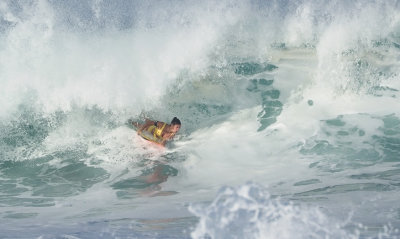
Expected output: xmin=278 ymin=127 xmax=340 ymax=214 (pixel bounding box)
xmin=190 ymin=183 xmax=355 ymax=239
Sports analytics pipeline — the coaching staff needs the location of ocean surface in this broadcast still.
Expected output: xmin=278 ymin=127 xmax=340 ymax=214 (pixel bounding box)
xmin=1 ymin=0 xmax=400 ymax=238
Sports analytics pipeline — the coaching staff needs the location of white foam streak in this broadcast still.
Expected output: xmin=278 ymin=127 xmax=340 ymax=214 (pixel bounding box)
xmin=190 ymin=183 xmax=354 ymax=239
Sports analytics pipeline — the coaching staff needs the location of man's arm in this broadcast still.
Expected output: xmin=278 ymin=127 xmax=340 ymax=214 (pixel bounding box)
xmin=137 ymin=119 xmax=155 ymax=134
xmin=160 ymin=131 xmax=176 ymax=146
xmin=160 ymin=140 xmax=167 ymax=146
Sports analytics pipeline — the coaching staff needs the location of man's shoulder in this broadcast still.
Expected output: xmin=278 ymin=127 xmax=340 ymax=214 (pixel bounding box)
xmin=156 ymin=121 xmax=167 ymax=127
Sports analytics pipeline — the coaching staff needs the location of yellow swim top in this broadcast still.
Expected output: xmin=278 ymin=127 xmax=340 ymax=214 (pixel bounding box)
xmin=139 ymin=122 xmax=166 ymax=144
xmin=153 ymin=122 xmax=166 ymax=138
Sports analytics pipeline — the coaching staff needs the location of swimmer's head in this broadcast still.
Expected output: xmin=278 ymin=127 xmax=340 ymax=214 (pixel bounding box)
xmin=170 ymin=117 xmax=181 ymax=133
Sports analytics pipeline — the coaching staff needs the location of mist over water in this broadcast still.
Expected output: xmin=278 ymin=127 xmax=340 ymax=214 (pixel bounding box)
xmin=1 ymin=0 xmax=400 ymax=238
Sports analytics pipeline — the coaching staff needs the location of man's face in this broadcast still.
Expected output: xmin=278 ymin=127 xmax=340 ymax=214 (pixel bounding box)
xmin=171 ymin=124 xmax=181 ymax=133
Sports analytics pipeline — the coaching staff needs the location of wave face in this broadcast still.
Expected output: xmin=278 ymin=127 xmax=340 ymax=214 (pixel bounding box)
xmin=1 ymin=0 xmax=400 ymax=238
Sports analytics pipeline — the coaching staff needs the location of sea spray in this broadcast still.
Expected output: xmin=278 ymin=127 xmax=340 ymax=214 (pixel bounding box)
xmin=190 ymin=183 xmax=356 ymax=239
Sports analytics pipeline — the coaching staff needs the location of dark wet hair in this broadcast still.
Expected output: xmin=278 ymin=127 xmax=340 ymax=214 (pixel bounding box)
xmin=171 ymin=117 xmax=181 ymax=125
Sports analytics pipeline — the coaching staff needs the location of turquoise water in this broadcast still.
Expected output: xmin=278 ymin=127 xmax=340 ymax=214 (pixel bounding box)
xmin=1 ymin=0 xmax=400 ymax=238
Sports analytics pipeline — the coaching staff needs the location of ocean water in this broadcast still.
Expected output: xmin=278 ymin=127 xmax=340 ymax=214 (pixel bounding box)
xmin=1 ymin=0 xmax=400 ymax=238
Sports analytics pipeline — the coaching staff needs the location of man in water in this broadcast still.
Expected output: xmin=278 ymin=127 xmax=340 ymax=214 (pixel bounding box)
xmin=133 ymin=117 xmax=181 ymax=146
